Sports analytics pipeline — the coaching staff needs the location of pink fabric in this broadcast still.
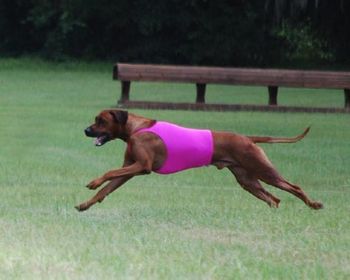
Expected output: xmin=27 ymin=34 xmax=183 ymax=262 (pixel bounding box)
xmin=136 ymin=121 xmax=213 ymax=174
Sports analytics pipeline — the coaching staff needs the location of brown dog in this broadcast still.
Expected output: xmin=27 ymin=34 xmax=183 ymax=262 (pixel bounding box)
xmin=75 ymin=110 xmax=323 ymax=211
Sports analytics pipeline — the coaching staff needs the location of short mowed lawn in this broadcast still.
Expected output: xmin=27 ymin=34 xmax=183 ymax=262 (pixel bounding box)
xmin=0 ymin=58 xmax=349 ymax=279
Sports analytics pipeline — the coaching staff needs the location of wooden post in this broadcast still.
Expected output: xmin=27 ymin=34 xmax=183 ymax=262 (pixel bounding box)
xmin=345 ymin=89 xmax=350 ymax=108
xmin=196 ymin=83 xmax=206 ymax=103
xmin=120 ymin=81 xmax=130 ymax=103
xmin=268 ymin=86 xmax=278 ymax=106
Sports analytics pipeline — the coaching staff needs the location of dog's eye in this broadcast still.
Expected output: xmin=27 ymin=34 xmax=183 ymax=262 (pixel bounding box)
xmin=100 ymin=119 xmax=107 ymax=126
xmin=95 ymin=117 xmax=106 ymax=126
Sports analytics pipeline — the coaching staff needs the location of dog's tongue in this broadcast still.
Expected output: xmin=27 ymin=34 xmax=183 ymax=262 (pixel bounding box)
xmin=94 ymin=137 xmax=102 ymax=146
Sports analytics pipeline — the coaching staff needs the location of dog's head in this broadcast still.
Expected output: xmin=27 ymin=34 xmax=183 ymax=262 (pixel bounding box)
xmin=84 ymin=110 xmax=128 ymax=146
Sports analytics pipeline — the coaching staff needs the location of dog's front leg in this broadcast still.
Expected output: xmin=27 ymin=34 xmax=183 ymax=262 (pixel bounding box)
xmin=86 ymin=161 xmax=150 ymax=190
xmin=75 ymin=175 xmax=132 ymax=211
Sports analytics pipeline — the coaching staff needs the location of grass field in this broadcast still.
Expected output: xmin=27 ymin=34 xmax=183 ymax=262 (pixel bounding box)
xmin=1 ymin=58 xmax=350 ymax=279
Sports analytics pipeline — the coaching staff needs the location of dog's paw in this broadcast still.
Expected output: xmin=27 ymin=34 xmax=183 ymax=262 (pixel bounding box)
xmin=86 ymin=178 xmax=103 ymax=190
xmin=310 ymin=201 xmax=324 ymax=210
xmin=75 ymin=203 xmax=89 ymax=212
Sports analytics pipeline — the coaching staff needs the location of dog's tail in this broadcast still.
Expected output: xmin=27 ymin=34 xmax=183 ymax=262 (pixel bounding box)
xmin=248 ymin=127 xmax=310 ymax=144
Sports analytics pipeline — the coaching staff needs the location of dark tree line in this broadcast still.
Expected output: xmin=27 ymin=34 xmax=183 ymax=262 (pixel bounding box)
xmin=0 ymin=0 xmax=349 ymax=68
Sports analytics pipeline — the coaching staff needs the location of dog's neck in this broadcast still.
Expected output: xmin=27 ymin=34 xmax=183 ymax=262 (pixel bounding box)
xmin=121 ymin=113 xmax=156 ymax=142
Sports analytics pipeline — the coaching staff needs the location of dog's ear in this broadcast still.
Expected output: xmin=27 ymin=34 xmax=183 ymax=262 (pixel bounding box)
xmin=110 ymin=110 xmax=128 ymax=125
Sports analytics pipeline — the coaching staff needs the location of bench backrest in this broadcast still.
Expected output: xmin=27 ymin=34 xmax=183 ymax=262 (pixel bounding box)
xmin=114 ymin=63 xmax=350 ymax=89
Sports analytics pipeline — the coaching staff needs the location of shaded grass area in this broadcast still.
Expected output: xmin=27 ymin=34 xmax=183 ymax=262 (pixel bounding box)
xmin=0 ymin=58 xmax=350 ymax=279
xmin=129 ymin=80 xmax=344 ymax=108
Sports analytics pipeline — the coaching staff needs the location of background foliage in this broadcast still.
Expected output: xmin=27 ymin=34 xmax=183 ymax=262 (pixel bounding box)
xmin=0 ymin=0 xmax=349 ymax=67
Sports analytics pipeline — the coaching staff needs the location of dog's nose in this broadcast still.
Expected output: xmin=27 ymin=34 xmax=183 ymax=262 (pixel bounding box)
xmin=84 ymin=127 xmax=92 ymax=136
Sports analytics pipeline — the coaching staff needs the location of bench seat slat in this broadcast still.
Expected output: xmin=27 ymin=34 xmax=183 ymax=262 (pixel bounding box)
xmin=114 ymin=63 xmax=350 ymax=89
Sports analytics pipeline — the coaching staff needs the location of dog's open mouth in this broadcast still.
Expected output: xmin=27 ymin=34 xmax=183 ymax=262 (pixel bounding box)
xmin=94 ymin=135 xmax=110 ymax=146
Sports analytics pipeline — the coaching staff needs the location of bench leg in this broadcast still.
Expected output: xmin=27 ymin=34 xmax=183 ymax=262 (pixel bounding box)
xmin=196 ymin=83 xmax=206 ymax=103
xmin=119 ymin=81 xmax=130 ymax=103
xmin=268 ymin=86 xmax=278 ymax=106
xmin=345 ymin=89 xmax=350 ymax=108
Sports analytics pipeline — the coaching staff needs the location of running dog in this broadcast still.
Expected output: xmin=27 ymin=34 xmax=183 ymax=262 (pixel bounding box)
xmin=75 ymin=110 xmax=323 ymax=211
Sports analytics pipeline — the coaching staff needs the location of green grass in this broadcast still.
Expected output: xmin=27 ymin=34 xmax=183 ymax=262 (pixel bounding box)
xmin=1 ymin=58 xmax=350 ymax=279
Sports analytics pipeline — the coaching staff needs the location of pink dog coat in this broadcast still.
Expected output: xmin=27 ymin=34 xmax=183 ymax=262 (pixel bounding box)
xmin=136 ymin=121 xmax=214 ymax=174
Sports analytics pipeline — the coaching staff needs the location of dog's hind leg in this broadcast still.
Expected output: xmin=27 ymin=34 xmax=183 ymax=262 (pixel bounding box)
xmin=228 ymin=166 xmax=280 ymax=208
xmin=259 ymin=172 xmax=323 ymax=210
xmin=234 ymin=144 xmax=322 ymax=210
xmin=248 ymin=147 xmax=322 ymax=209
xmin=75 ymin=176 xmax=132 ymax=211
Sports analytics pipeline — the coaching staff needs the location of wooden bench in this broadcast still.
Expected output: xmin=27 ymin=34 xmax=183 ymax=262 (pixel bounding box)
xmin=113 ymin=63 xmax=350 ymax=113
